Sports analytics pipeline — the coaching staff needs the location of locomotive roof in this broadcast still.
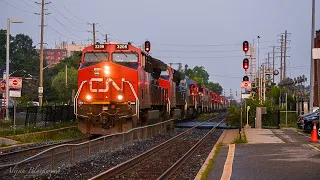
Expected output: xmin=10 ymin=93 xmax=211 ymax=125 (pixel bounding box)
xmin=142 ymin=52 xmax=168 ymax=71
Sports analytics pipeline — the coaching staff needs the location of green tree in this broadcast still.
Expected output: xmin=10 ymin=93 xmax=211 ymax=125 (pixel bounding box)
xmin=52 ymin=67 xmax=78 ymax=103
xmin=44 ymin=52 xmax=81 ymax=102
xmin=207 ymin=82 xmax=223 ymax=95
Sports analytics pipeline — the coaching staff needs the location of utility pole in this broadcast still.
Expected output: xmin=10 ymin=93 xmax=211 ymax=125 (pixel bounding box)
xmin=39 ymin=0 xmax=45 ymax=106
xmin=105 ymin=34 xmax=108 ymax=43
xmin=273 ymin=46 xmax=275 ymax=83
xmin=65 ymin=65 xmax=68 ymax=87
xmin=267 ymin=53 xmax=270 ymax=70
xmin=263 ymin=64 xmax=266 ymax=102
xmin=284 ymin=30 xmax=288 ymax=79
xmin=280 ymin=35 xmax=283 ymax=82
xmin=310 ymin=0 xmax=315 ymax=112
xmin=93 ymin=23 xmax=96 ymax=44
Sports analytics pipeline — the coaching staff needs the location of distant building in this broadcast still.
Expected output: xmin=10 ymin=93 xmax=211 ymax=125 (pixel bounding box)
xmin=55 ymin=41 xmax=90 ymax=57
xmin=36 ymin=49 xmax=68 ymax=65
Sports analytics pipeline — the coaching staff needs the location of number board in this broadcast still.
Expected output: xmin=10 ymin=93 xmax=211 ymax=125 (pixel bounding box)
xmin=116 ymin=44 xmax=128 ymax=50
xmin=94 ymin=44 xmax=105 ymax=50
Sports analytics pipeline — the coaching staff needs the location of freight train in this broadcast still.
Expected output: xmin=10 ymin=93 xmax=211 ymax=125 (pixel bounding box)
xmin=74 ymin=41 xmax=229 ymax=135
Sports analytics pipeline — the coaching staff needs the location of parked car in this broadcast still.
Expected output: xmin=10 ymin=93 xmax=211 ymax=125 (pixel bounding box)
xmin=297 ymin=112 xmax=319 ymax=132
xmin=297 ymin=111 xmax=318 ymax=130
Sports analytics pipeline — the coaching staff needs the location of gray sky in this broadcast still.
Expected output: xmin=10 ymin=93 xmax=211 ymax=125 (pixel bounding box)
xmin=1 ymin=0 xmax=319 ymax=99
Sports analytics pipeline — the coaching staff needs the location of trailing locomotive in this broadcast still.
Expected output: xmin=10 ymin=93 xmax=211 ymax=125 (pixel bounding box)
xmin=74 ymin=41 xmax=228 ymax=135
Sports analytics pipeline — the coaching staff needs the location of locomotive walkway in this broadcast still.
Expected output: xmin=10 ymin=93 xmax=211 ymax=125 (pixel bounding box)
xmin=199 ymin=128 xmax=320 ymax=180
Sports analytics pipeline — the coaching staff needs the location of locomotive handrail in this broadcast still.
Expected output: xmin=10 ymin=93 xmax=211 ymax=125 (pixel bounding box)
xmin=74 ymin=80 xmax=88 ymax=116
xmin=122 ymin=79 xmax=139 ymax=119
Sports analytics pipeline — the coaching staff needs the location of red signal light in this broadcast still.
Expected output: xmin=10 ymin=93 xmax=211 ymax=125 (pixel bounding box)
xmin=145 ymin=40 xmax=151 ymax=52
xmin=243 ymin=41 xmax=249 ymax=53
xmin=243 ymin=58 xmax=249 ymax=70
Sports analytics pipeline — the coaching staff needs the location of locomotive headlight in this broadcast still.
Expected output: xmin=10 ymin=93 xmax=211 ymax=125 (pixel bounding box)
xmin=117 ymin=94 xmax=123 ymax=101
xmin=86 ymin=94 xmax=92 ymax=101
xmin=104 ymin=66 xmax=110 ymax=75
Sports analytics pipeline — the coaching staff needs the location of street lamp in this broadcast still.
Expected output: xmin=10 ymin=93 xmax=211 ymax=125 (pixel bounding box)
xmin=6 ymin=18 xmax=23 ymax=120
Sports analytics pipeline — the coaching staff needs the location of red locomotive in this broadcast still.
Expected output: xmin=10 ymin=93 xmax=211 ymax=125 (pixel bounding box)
xmin=74 ymin=41 xmax=228 ymax=135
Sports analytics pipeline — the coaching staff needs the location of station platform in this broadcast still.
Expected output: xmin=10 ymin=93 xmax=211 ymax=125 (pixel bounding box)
xmin=196 ymin=128 xmax=320 ymax=180
xmin=175 ymin=122 xmax=233 ymax=129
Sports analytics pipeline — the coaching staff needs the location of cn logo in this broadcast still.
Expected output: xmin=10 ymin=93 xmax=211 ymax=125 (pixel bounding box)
xmin=89 ymin=78 xmax=121 ymax=92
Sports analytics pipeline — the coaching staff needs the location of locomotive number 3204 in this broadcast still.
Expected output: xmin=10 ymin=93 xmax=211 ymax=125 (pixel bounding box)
xmin=116 ymin=44 xmax=128 ymax=50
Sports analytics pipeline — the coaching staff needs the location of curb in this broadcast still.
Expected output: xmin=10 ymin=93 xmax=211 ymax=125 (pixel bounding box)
xmin=6 ymin=126 xmax=77 ymax=139
xmin=194 ymin=130 xmax=227 ymax=180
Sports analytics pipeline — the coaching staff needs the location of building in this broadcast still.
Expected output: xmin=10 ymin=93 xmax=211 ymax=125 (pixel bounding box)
xmin=36 ymin=49 xmax=68 ymax=65
xmin=55 ymin=41 xmax=90 ymax=57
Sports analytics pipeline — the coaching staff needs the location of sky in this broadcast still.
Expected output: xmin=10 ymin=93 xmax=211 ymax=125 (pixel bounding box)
xmin=0 ymin=0 xmax=319 ymax=100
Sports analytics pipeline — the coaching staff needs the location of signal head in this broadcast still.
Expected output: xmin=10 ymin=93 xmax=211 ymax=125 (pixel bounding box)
xmin=243 ymin=75 xmax=249 ymax=81
xmin=243 ymin=41 xmax=249 ymax=53
xmin=144 ymin=40 xmax=151 ymax=52
xmin=243 ymin=58 xmax=249 ymax=70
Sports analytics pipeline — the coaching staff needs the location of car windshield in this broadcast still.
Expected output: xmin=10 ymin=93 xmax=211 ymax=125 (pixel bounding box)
xmin=112 ymin=52 xmax=138 ymax=63
xmin=84 ymin=52 xmax=109 ymax=62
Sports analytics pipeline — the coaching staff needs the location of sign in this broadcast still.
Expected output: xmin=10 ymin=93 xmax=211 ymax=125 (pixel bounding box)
xmin=0 ymin=80 xmax=5 ymax=91
xmin=94 ymin=44 xmax=105 ymax=50
xmin=241 ymin=93 xmax=251 ymax=99
xmin=38 ymin=87 xmax=43 ymax=93
xmin=241 ymin=81 xmax=252 ymax=90
xmin=38 ymin=93 xmax=43 ymax=98
xmin=8 ymin=77 xmax=22 ymax=89
xmin=116 ymin=44 xmax=128 ymax=50
xmin=9 ymin=89 xmax=21 ymax=97
xmin=312 ymin=48 xmax=320 ymax=59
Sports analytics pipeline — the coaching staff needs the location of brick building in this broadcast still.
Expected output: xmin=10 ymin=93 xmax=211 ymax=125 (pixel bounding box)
xmin=36 ymin=49 xmax=68 ymax=65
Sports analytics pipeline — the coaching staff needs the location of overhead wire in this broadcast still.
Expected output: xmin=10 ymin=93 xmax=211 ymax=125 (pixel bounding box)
xmin=56 ymin=0 xmax=89 ymax=24
xmin=1 ymin=0 xmax=36 ymax=14
xmin=47 ymin=25 xmax=88 ymax=42
xmin=97 ymin=23 xmax=124 ymax=43
xmin=155 ymin=41 xmax=274 ymax=47
xmin=49 ymin=2 xmax=91 ymax=31
xmin=20 ymin=0 xmax=40 ymax=10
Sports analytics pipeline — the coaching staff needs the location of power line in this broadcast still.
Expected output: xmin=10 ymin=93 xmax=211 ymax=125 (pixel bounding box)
xmin=47 ymin=25 xmax=88 ymax=41
xmin=155 ymin=47 xmax=271 ymax=53
xmin=155 ymin=41 xmax=274 ymax=47
xmin=209 ymin=74 xmax=240 ymax=79
xmin=49 ymin=15 xmax=89 ymax=33
xmin=97 ymin=24 xmax=124 ymax=43
xmin=1 ymin=0 xmax=36 ymax=14
xmin=20 ymin=0 xmax=40 ymax=10
xmin=49 ymin=15 xmax=89 ymax=39
xmin=56 ymin=0 xmax=88 ymax=24
xmin=49 ymin=2 xmax=90 ymax=31
xmin=155 ymin=56 xmax=243 ymax=59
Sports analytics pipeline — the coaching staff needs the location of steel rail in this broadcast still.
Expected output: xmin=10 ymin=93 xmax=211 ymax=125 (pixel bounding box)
xmin=0 ymin=136 xmax=89 ymax=161
xmin=157 ymin=118 xmax=225 ymax=179
xmin=88 ymin=114 xmax=226 ymax=180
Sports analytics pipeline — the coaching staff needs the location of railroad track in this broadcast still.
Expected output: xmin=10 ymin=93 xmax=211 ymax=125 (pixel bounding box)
xmin=89 ymin=114 xmax=225 ymax=180
xmin=0 ymin=136 xmax=91 ymax=166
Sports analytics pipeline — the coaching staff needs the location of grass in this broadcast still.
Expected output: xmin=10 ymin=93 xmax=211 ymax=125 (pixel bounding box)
xmin=0 ymin=143 xmax=12 ymax=147
xmin=232 ymin=132 xmax=248 ymax=144
xmin=0 ymin=120 xmax=77 ymax=137
xmin=316 ymin=145 xmax=320 ymax=150
xmin=197 ymin=113 xmax=219 ymax=121
xmin=10 ymin=128 xmax=85 ymax=143
xmin=201 ymin=142 xmax=224 ymax=180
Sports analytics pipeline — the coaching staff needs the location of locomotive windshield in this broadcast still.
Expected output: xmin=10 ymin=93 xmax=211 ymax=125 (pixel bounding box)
xmin=112 ymin=52 xmax=138 ymax=63
xmin=112 ymin=52 xmax=138 ymax=69
xmin=160 ymin=70 xmax=170 ymax=80
xmin=84 ymin=52 xmax=109 ymax=62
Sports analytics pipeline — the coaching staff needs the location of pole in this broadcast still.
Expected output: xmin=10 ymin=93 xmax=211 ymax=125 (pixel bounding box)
xmin=267 ymin=53 xmax=270 ymax=70
xmin=310 ymin=0 xmax=315 ymax=112
xmin=240 ymin=91 xmax=242 ymax=140
xmin=245 ymin=100 xmax=248 ymax=125
xmin=13 ymin=99 xmax=16 ymax=134
xmin=285 ymin=92 xmax=288 ymax=126
xmin=5 ymin=18 xmax=10 ymax=121
xmin=273 ymin=46 xmax=275 ymax=83
xmin=39 ymin=0 xmax=45 ymax=106
xmin=284 ymin=30 xmax=287 ymax=79
xmin=65 ymin=65 xmax=68 ymax=87
xmin=263 ymin=64 xmax=266 ymax=102
xmin=280 ymin=35 xmax=283 ymax=81
xmin=93 ymin=23 xmax=96 ymax=44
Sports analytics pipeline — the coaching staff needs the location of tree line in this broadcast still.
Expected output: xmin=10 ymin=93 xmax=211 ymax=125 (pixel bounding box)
xmin=0 ymin=30 xmax=223 ymax=105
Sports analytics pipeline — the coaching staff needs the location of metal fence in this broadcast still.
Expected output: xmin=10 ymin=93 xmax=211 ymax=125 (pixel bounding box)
xmin=261 ymin=110 xmax=298 ymax=128
xmin=0 ymin=119 xmax=175 ymax=178
xmin=0 ymin=105 xmax=75 ymax=128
